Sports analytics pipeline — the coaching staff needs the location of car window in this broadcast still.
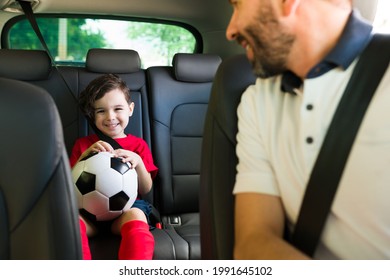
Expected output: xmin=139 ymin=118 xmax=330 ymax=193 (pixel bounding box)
xmin=4 ymin=16 xmax=200 ymax=67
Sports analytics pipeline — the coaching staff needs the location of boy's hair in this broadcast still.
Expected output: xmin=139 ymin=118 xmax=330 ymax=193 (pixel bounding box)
xmin=79 ymin=73 xmax=131 ymax=121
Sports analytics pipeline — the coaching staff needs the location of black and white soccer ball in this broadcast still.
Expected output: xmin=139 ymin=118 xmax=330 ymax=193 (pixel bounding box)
xmin=72 ymin=151 xmax=138 ymax=221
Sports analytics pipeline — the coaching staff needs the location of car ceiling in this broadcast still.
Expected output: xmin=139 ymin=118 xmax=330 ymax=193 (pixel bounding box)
xmin=0 ymin=0 xmax=379 ymax=28
xmin=0 ymin=0 xmax=232 ymax=33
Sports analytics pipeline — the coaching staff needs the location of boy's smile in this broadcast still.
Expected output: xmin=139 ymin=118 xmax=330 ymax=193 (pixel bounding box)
xmin=93 ymin=88 xmax=134 ymax=139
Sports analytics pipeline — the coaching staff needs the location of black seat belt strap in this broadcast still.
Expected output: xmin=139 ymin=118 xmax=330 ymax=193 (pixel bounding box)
xmin=291 ymin=34 xmax=390 ymax=257
xmin=17 ymin=0 xmax=77 ymax=101
xmin=17 ymin=0 xmax=122 ymax=150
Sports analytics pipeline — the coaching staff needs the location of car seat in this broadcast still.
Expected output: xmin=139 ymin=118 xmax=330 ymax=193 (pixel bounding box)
xmin=200 ymin=54 xmax=256 ymax=259
xmin=0 ymin=77 xmax=82 ymax=259
xmin=147 ymin=53 xmax=222 ymax=259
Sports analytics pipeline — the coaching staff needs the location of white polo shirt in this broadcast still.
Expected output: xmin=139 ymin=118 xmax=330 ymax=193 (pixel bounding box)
xmin=233 ymin=58 xmax=390 ymax=259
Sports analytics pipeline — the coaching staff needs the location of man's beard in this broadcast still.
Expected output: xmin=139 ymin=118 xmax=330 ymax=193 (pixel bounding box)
xmin=243 ymin=5 xmax=296 ymax=78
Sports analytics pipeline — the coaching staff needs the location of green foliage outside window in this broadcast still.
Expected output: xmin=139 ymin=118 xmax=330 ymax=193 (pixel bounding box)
xmin=7 ymin=17 xmax=197 ymax=67
xmin=127 ymin=22 xmax=196 ymax=65
xmin=9 ymin=18 xmax=106 ymax=63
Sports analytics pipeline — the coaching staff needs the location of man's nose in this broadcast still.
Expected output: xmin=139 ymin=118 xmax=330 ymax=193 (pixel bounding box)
xmin=226 ymin=12 xmax=238 ymax=41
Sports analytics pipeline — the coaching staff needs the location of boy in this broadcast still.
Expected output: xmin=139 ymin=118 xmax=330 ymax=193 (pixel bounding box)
xmin=70 ymin=73 xmax=158 ymax=260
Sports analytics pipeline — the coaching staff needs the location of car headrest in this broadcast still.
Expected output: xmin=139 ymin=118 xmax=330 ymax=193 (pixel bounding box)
xmin=86 ymin=48 xmax=141 ymax=73
xmin=173 ymin=53 xmax=222 ymax=83
xmin=0 ymin=49 xmax=51 ymax=81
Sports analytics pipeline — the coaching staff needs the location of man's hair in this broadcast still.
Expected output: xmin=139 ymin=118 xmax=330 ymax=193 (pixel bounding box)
xmin=79 ymin=73 xmax=131 ymax=121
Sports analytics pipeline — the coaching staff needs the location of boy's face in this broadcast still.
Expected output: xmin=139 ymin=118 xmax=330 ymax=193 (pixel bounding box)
xmin=93 ymin=88 xmax=134 ymax=139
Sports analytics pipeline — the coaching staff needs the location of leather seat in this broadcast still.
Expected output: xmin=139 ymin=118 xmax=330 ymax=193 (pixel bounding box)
xmin=0 ymin=77 xmax=82 ymax=259
xmin=0 ymin=49 xmax=79 ymax=155
xmin=147 ymin=53 xmax=222 ymax=259
xmin=200 ymin=54 xmax=256 ymax=259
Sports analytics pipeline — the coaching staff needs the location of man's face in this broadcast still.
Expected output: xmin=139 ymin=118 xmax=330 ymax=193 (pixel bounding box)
xmin=226 ymin=0 xmax=295 ymax=78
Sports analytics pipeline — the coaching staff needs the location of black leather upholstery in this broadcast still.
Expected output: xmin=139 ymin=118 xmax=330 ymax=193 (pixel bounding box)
xmin=0 ymin=77 xmax=82 ymax=259
xmin=200 ymin=54 xmax=256 ymax=259
xmin=148 ymin=53 xmax=221 ymax=259
xmin=0 ymin=49 xmax=51 ymax=80
xmin=173 ymin=53 xmax=223 ymax=83
xmin=0 ymin=49 xmax=79 ymax=154
xmin=86 ymin=48 xmax=141 ymax=74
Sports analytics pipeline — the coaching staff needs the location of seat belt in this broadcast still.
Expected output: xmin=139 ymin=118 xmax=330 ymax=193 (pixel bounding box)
xmin=17 ymin=0 xmax=122 ymax=150
xmin=291 ymin=34 xmax=390 ymax=257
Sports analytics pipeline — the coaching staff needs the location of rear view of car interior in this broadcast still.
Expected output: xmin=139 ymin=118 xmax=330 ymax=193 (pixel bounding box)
xmin=0 ymin=0 xmax=227 ymax=260
xmin=0 ymin=0 xmax=387 ymax=260
xmin=0 ymin=40 xmax=221 ymax=260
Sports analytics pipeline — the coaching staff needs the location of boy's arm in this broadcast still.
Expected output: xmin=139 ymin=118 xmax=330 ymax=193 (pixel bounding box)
xmin=134 ymin=160 xmax=153 ymax=195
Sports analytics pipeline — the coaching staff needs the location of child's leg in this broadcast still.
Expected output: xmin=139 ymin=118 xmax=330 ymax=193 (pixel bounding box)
xmin=79 ymin=217 xmax=92 ymax=260
xmin=111 ymin=208 xmax=154 ymax=260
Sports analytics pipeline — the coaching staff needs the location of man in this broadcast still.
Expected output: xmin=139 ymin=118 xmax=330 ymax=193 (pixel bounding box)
xmin=228 ymin=0 xmax=390 ymax=259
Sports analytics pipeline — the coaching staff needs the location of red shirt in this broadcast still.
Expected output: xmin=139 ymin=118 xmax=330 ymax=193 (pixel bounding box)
xmin=69 ymin=134 xmax=158 ymax=179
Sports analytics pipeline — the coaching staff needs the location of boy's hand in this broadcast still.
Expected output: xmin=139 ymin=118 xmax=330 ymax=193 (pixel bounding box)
xmin=78 ymin=141 xmax=114 ymax=162
xmin=89 ymin=140 xmax=114 ymax=154
xmin=112 ymin=149 xmax=152 ymax=195
xmin=112 ymin=149 xmax=142 ymax=169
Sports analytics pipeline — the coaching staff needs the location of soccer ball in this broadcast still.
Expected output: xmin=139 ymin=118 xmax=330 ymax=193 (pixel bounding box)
xmin=71 ymin=152 xmax=138 ymax=221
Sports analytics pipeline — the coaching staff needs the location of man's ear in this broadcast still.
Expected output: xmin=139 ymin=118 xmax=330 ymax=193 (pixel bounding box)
xmin=128 ymin=102 xmax=135 ymax=117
